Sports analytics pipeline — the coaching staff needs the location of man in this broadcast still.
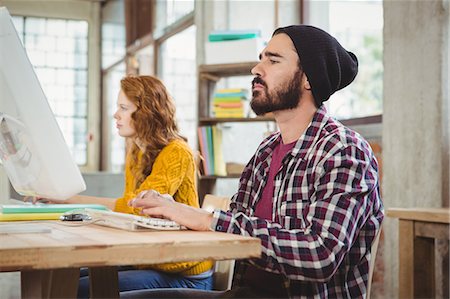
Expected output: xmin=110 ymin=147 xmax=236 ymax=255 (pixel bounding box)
xmin=130 ymin=25 xmax=384 ymax=298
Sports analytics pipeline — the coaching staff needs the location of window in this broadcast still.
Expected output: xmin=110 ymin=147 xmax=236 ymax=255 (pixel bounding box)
xmin=102 ymin=23 xmax=126 ymax=69
xmin=103 ymin=63 xmax=127 ymax=173
xmin=12 ymin=16 xmax=89 ymax=165
xmin=101 ymin=0 xmax=127 ymax=172
xmin=304 ymin=0 xmax=383 ymax=119
xmin=102 ymin=0 xmax=126 ymax=69
xmin=159 ymin=25 xmax=197 ymax=149
xmin=155 ymin=0 xmax=195 ymax=32
xmin=152 ymin=0 xmax=196 ymax=147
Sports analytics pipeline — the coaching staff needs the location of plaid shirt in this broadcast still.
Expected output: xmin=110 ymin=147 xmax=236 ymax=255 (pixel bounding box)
xmin=211 ymin=106 xmax=384 ymax=298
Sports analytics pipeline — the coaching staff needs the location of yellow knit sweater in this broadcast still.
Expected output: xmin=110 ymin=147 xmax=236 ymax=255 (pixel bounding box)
xmin=114 ymin=139 xmax=213 ymax=276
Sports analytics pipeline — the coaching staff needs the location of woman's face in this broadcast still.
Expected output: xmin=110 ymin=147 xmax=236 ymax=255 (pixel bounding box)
xmin=113 ymin=90 xmax=138 ymax=138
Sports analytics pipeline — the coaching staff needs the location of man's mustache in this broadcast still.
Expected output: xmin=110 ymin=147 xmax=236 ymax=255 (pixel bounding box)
xmin=252 ymin=77 xmax=267 ymax=88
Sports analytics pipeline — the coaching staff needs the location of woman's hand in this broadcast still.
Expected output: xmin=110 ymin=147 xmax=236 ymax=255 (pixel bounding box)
xmin=23 ymin=196 xmax=58 ymax=204
xmin=129 ymin=189 xmax=214 ymax=231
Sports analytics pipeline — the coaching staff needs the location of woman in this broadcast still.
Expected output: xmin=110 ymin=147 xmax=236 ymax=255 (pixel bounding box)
xmin=70 ymin=75 xmax=213 ymax=297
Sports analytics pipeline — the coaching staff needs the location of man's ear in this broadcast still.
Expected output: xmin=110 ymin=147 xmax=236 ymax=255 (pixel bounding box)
xmin=304 ymin=77 xmax=311 ymax=91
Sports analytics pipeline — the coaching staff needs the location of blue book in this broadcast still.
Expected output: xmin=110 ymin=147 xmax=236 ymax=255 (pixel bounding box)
xmin=0 ymin=204 xmax=109 ymax=214
xmin=214 ymin=92 xmax=247 ymax=98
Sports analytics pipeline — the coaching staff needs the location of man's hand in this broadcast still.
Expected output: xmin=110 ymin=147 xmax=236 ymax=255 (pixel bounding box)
xmin=129 ymin=190 xmax=214 ymax=231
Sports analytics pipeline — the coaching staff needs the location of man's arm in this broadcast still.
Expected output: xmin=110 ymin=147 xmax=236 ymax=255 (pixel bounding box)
xmin=131 ymin=145 xmax=383 ymax=282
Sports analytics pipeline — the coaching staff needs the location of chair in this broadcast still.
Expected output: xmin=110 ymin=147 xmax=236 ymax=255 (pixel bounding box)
xmin=367 ymin=228 xmax=382 ymax=299
xmin=201 ymin=194 xmax=234 ymax=291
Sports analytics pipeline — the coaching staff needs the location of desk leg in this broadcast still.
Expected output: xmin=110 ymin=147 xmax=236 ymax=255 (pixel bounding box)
xmin=398 ymin=220 xmax=414 ymax=299
xmin=89 ymin=266 xmax=119 ymax=298
xmin=21 ymin=270 xmax=51 ymax=299
xmin=21 ymin=268 xmax=79 ymax=299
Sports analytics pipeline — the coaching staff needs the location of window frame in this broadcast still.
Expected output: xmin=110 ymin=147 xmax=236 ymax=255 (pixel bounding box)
xmin=300 ymin=0 xmax=382 ymax=128
xmin=3 ymin=1 xmax=101 ymax=172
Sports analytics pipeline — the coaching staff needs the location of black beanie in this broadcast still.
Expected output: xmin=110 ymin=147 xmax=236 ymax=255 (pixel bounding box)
xmin=273 ymin=25 xmax=358 ymax=108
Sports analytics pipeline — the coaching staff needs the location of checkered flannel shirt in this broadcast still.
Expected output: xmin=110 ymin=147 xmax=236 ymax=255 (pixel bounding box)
xmin=211 ymin=106 xmax=384 ymax=298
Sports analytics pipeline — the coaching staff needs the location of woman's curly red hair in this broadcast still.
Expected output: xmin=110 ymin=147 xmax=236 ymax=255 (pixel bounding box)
xmin=120 ymin=75 xmax=185 ymax=188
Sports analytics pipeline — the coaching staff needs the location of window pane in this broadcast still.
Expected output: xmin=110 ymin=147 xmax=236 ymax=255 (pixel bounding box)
xmin=102 ymin=0 xmax=126 ymax=69
xmin=102 ymin=23 xmax=126 ymax=68
xmin=155 ymin=0 xmax=194 ymax=31
xmin=16 ymin=16 xmax=89 ymax=165
xmin=159 ymin=25 xmax=197 ymax=149
xmin=305 ymin=0 xmax=383 ymax=119
xmin=104 ymin=63 xmax=126 ymax=173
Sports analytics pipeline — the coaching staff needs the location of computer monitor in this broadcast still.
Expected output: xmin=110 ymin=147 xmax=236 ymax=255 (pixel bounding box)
xmin=0 ymin=7 xmax=86 ymax=200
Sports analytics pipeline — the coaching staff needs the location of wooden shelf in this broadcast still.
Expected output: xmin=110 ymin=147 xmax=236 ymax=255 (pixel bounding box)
xmin=199 ymin=116 xmax=274 ymax=124
xmin=199 ymin=62 xmax=259 ymax=77
xmin=197 ymin=61 xmax=264 ymax=200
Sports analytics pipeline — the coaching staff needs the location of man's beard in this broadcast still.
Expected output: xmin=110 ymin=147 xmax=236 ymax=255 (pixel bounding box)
xmin=250 ymin=69 xmax=303 ymax=116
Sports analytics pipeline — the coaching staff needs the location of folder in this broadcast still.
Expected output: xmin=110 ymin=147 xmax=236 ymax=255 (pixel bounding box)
xmin=0 ymin=213 xmax=62 ymax=221
xmin=0 ymin=204 xmax=108 ymax=214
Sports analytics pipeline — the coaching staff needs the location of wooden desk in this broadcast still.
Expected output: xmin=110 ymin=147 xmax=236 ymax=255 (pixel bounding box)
xmin=387 ymin=208 xmax=450 ymax=298
xmin=0 ymin=221 xmax=261 ymax=298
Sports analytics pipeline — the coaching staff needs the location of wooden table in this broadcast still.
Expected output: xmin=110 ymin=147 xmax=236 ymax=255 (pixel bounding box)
xmin=387 ymin=208 xmax=450 ymax=299
xmin=0 ymin=221 xmax=261 ymax=298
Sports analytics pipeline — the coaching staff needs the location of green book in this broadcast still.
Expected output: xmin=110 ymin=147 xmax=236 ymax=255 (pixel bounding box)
xmin=0 ymin=204 xmax=109 ymax=214
xmin=208 ymin=30 xmax=260 ymax=42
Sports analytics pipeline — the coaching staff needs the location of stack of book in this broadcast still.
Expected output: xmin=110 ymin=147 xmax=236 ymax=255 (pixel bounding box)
xmin=212 ymin=88 xmax=247 ymax=118
xmin=0 ymin=203 xmax=108 ymax=221
xmin=197 ymin=125 xmax=226 ymax=176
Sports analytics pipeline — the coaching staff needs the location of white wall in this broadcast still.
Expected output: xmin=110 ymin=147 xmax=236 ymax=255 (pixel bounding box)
xmin=382 ymin=0 xmax=449 ymax=297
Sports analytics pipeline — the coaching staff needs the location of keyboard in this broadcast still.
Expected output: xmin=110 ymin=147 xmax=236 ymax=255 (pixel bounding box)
xmin=83 ymin=208 xmax=183 ymax=231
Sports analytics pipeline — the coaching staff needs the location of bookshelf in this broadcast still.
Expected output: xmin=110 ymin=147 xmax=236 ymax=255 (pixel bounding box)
xmin=197 ymin=62 xmax=275 ymax=200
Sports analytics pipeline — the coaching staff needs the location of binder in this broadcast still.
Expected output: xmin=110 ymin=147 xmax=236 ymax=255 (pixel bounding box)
xmin=0 ymin=204 xmax=108 ymax=214
xmin=0 ymin=213 xmax=62 ymax=221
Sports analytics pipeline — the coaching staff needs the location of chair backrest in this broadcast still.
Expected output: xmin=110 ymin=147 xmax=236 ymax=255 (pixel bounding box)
xmin=202 ymin=194 xmax=230 ymax=213
xmin=367 ymin=228 xmax=382 ymax=299
xmin=201 ymin=194 xmax=234 ymax=291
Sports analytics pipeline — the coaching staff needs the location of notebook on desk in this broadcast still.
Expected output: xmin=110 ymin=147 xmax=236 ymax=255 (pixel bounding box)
xmin=0 ymin=204 xmax=109 ymax=222
xmin=83 ymin=209 xmax=184 ymax=231
xmin=0 ymin=204 xmax=109 ymax=214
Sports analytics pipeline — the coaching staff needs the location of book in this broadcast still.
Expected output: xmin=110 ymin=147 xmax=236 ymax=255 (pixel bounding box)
xmin=214 ymin=93 xmax=247 ymax=99
xmin=208 ymin=30 xmax=261 ymax=42
xmin=0 ymin=204 xmax=109 ymax=214
xmin=214 ymin=102 xmax=244 ymax=108
xmin=212 ymin=126 xmax=226 ymax=176
xmin=206 ymin=126 xmax=215 ymax=174
xmin=0 ymin=213 xmax=62 ymax=221
xmin=216 ymin=88 xmax=247 ymax=94
xmin=197 ymin=127 xmax=210 ymax=175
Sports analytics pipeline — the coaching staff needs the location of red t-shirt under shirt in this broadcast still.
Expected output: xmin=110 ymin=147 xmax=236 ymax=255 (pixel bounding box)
xmin=243 ymin=139 xmax=297 ymax=292
xmin=254 ymin=139 xmax=297 ymax=220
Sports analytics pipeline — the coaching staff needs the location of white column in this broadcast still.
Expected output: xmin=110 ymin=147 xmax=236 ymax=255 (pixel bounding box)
xmin=382 ymin=0 xmax=449 ymax=297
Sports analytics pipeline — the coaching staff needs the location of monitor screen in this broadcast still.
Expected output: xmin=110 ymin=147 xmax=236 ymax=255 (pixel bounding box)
xmin=0 ymin=7 xmax=86 ymax=200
